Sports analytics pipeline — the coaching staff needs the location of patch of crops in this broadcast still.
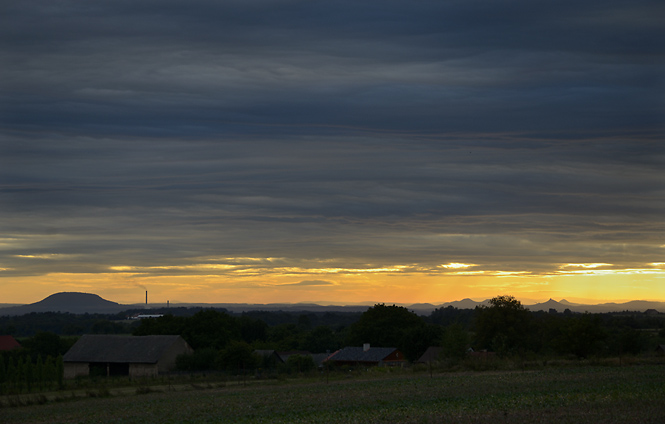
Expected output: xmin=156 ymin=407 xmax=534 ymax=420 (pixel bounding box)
xmin=3 ymin=366 xmax=665 ymax=423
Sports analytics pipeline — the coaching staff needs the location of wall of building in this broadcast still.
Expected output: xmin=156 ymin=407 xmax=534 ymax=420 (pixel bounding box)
xmin=382 ymin=350 xmax=406 ymax=364
xmin=157 ymin=337 xmax=194 ymax=372
xmin=63 ymin=336 xmax=193 ymax=379
xmin=64 ymin=362 xmax=89 ymax=379
xmin=129 ymin=363 xmax=159 ymax=378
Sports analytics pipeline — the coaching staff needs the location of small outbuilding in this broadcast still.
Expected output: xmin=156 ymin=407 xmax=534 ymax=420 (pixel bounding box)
xmin=63 ymin=335 xmax=193 ymax=379
xmin=415 ymin=346 xmax=444 ymax=364
xmin=254 ymin=349 xmax=284 ymax=368
xmin=325 ymin=344 xmax=406 ymax=367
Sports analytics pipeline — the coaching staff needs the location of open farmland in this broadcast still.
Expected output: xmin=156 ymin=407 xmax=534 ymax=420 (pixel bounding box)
xmin=2 ymin=366 xmax=665 ymax=423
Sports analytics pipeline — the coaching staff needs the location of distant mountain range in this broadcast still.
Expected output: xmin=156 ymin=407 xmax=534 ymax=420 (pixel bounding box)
xmin=522 ymin=298 xmax=665 ymax=314
xmin=410 ymin=298 xmax=665 ymax=314
xmin=0 ymin=292 xmax=663 ymax=316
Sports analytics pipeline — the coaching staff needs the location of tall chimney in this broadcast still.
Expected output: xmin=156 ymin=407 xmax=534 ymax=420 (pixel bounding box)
xmin=145 ymin=290 xmax=148 ymax=306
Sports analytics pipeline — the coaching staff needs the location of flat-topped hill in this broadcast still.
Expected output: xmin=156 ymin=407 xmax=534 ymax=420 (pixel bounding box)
xmin=0 ymin=292 xmax=128 ymax=316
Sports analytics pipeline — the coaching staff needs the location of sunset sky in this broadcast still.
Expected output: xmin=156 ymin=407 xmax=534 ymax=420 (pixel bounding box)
xmin=1 ymin=1 xmax=664 ymax=306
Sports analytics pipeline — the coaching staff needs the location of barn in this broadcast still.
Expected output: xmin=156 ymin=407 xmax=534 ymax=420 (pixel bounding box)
xmin=325 ymin=344 xmax=406 ymax=367
xmin=63 ymin=334 xmax=193 ymax=379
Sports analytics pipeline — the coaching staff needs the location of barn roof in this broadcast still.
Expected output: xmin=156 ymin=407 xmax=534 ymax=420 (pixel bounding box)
xmin=64 ymin=335 xmax=187 ymax=364
xmin=327 ymin=346 xmax=401 ymax=363
xmin=276 ymin=350 xmax=311 ymax=362
xmin=0 ymin=335 xmax=21 ymax=351
xmin=416 ymin=346 xmax=444 ymax=363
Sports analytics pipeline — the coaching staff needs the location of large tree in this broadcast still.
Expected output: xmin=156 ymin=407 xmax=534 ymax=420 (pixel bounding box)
xmin=133 ymin=309 xmax=240 ymax=350
xmin=346 ymin=304 xmax=437 ymax=361
xmin=554 ymin=313 xmax=607 ymax=358
xmin=473 ymin=295 xmax=534 ymax=356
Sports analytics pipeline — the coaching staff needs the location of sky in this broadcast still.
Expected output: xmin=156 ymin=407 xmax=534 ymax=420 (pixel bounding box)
xmin=1 ymin=0 xmax=664 ymax=306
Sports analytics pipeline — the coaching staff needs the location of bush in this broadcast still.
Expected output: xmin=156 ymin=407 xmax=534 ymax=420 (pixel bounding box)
xmin=217 ymin=341 xmax=259 ymax=373
xmin=284 ymin=354 xmax=315 ymax=374
xmin=176 ymin=348 xmax=219 ymax=371
xmin=86 ymin=386 xmax=110 ymax=398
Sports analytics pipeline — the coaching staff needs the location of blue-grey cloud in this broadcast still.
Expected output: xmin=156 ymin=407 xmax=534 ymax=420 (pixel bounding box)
xmin=0 ymin=1 xmax=663 ymax=284
xmin=2 ymin=1 xmax=663 ymax=136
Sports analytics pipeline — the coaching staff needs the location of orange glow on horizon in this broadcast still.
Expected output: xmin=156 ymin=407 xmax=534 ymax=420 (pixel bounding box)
xmin=1 ymin=262 xmax=664 ymax=306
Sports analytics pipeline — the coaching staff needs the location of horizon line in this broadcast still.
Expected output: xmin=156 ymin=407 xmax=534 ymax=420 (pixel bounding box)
xmin=6 ymin=291 xmax=665 ymax=308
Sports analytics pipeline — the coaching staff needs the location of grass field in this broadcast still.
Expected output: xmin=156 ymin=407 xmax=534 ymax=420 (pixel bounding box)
xmin=2 ymin=365 xmax=664 ymax=423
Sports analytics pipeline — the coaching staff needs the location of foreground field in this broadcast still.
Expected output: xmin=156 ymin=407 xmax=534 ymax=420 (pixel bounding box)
xmin=2 ymin=366 xmax=665 ymax=423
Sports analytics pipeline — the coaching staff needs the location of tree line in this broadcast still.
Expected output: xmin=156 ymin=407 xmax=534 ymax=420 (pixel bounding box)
xmin=470 ymin=295 xmax=665 ymax=359
xmin=0 ymin=332 xmax=71 ymax=394
xmin=0 ymin=311 xmax=140 ymax=337
xmin=2 ymin=296 xmax=664 ymax=377
xmin=132 ymin=298 xmax=665 ymax=371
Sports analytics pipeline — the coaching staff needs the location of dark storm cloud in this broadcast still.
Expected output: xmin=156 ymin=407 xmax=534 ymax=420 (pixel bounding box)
xmin=1 ymin=1 xmax=663 ymax=280
xmin=2 ymin=0 xmax=663 ymax=135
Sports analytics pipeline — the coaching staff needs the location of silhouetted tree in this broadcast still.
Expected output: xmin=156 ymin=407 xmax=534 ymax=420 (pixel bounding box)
xmin=441 ymin=323 xmax=470 ymax=361
xmin=217 ymin=341 xmax=259 ymax=373
xmin=0 ymin=355 xmax=5 ymax=386
xmin=554 ymin=313 xmax=607 ymax=358
xmin=346 ymin=304 xmax=432 ymax=360
xmin=474 ymin=295 xmax=534 ymax=355
xmin=267 ymin=323 xmax=305 ymax=350
xmin=20 ymin=331 xmax=73 ymax=360
xmin=43 ymin=356 xmax=57 ymax=388
xmin=303 ymin=325 xmax=341 ymax=353
xmin=184 ymin=309 xmax=240 ymax=350
xmin=238 ymin=316 xmax=268 ymax=343
xmin=612 ymin=327 xmax=648 ymax=356
xmin=133 ymin=314 xmax=187 ymax=337
xmin=428 ymin=306 xmax=474 ymax=327
xmin=285 ymin=354 xmax=315 ymax=374
xmin=34 ymin=355 xmax=44 ymax=390
xmin=176 ymin=348 xmax=219 ymax=371
xmin=91 ymin=319 xmax=126 ymax=334
xmin=56 ymin=355 xmax=64 ymax=389
xmin=134 ymin=309 xmax=240 ymax=350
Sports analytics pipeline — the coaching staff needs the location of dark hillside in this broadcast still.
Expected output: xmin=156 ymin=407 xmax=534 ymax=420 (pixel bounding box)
xmin=0 ymin=292 xmax=128 ymax=316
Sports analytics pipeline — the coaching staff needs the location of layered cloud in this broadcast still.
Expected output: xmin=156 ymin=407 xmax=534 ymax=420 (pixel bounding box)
xmin=1 ymin=1 xmax=663 ymax=302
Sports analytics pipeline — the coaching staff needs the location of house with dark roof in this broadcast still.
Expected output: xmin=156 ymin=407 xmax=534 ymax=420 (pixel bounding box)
xmin=311 ymin=353 xmax=330 ymax=369
xmin=0 ymin=335 xmax=21 ymax=351
xmin=63 ymin=335 xmax=193 ymax=379
xmin=325 ymin=344 xmax=406 ymax=367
